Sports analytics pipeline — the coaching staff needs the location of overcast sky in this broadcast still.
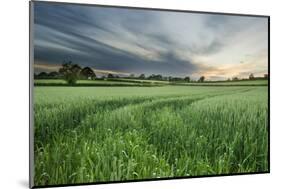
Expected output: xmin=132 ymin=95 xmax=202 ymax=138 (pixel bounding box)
xmin=33 ymin=2 xmax=268 ymax=80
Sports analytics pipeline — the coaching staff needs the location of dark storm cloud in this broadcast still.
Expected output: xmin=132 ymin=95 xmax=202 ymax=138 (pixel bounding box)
xmin=33 ymin=2 xmax=201 ymax=76
xmin=148 ymin=52 xmax=197 ymax=76
xmin=33 ymin=2 xmax=268 ymax=79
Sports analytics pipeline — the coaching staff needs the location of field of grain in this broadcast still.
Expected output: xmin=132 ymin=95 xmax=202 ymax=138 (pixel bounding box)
xmin=34 ymin=79 xmax=268 ymax=87
xmin=33 ymin=86 xmax=268 ymax=186
xmin=34 ymin=79 xmax=169 ymax=87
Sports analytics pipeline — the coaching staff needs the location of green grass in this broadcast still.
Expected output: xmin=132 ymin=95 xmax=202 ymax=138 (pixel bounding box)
xmin=175 ymin=79 xmax=268 ymax=86
xmin=34 ymin=86 xmax=268 ymax=186
xmin=34 ymin=79 xmax=164 ymax=87
xmin=34 ymin=79 xmax=268 ymax=87
xmin=109 ymin=78 xmax=170 ymax=84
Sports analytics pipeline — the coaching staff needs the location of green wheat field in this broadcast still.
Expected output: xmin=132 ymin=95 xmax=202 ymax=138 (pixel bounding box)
xmin=34 ymin=84 xmax=268 ymax=186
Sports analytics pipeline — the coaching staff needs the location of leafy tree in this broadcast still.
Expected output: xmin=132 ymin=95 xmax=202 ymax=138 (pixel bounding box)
xmin=107 ymin=73 xmax=114 ymax=78
xmin=59 ymin=61 xmax=81 ymax=85
xmin=184 ymin=76 xmax=190 ymax=82
xmin=148 ymin=74 xmax=155 ymax=80
xmin=264 ymin=74 xmax=268 ymax=79
xmin=48 ymin=71 xmax=60 ymax=78
xmin=155 ymin=74 xmax=163 ymax=80
xmin=139 ymin=74 xmax=145 ymax=79
xmin=80 ymin=67 xmax=96 ymax=80
xmin=129 ymin=74 xmax=135 ymax=78
xmin=232 ymin=77 xmax=239 ymax=81
xmin=170 ymin=77 xmax=183 ymax=82
xmin=37 ymin=72 xmax=48 ymax=78
xmin=198 ymin=76 xmax=205 ymax=82
xmin=249 ymin=73 xmax=255 ymax=80
xmin=148 ymin=74 xmax=162 ymax=80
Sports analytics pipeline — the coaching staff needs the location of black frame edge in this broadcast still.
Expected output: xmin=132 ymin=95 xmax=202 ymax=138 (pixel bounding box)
xmin=267 ymin=16 xmax=270 ymax=173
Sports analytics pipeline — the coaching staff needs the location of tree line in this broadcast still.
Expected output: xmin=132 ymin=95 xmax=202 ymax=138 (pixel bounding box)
xmin=35 ymin=61 xmax=268 ymax=85
xmin=35 ymin=61 xmax=96 ymax=85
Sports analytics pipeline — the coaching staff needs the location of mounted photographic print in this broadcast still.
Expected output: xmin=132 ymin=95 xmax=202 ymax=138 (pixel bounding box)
xmin=29 ymin=1 xmax=269 ymax=188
